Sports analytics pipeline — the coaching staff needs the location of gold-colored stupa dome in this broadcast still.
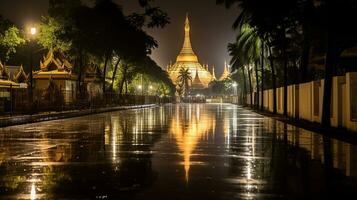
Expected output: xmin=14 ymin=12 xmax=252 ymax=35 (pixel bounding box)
xmin=167 ymin=14 xmax=214 ymax=88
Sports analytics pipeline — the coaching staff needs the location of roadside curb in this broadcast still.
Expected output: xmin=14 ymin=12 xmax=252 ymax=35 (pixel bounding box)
xmin=240 ymin=105 xmax=357 ymax=145
xmin=0 ymin=104 xmax=158 ymax=128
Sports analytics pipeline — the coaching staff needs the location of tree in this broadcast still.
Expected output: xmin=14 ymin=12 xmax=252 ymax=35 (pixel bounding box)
xmin=0 ymin=16 xmax=25 ymax=62
xmin=177 ymin=67 xmax=192 ymax=97
xmin=218 ymin=0 xmax=298 ymax=115
xmin=38 ymin=16 xmax=71 ymax=54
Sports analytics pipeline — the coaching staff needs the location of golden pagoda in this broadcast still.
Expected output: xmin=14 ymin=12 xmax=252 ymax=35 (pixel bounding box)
xmin=167 ymin=14 xmax=214 ymax=88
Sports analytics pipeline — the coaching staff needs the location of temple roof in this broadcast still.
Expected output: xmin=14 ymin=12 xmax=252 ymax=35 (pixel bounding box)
xmin=13 ymin=66 xmax=28 ymax=83
xmin=0 ymin=62 xmax=10 ymax=80
xmin=39 ymin=49 xmax=73 ymax=72
xmin=85 ymin=64 xmax=102 ymax=82
xmin=34 ymin=49 xmax=77 ymax=80
xmin=176 ymin=14 xmax=199 ymax=63
xmin=191 ymin=69 xmax=205 ymax=89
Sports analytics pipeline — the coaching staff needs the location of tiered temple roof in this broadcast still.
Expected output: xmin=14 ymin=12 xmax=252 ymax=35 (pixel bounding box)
xmin=13 ymin=66 xmax=28 ymax=83
xmin=34 ymin=49 xmax=77 ymax=80
xmin=191 ymin=69 xmax=205 ymax=89
xmin=85 ymin=63 xmax=102 ymax=83
xmin=0 ymin=62 xmax=27 ymax=88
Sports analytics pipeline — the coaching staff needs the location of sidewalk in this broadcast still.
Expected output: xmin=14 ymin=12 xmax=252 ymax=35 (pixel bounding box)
xmin=249 ymin=108 xmax=357 ymax=144
xmin=0 ymin=104 xmax=157 ymax=128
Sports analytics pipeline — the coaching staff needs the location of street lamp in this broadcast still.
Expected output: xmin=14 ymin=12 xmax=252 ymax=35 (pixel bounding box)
xmin=29 ymin=26 xmax=37 ymax=110
xmin=30 ymin=27 xmax=37 ymax=35
xmin=232 ymin=82 xmax=238 ymax=104
xmin=137 ymin=85 xmax=143 ymax=96
xmin=232 ymin=82 xmax=238 ymax=95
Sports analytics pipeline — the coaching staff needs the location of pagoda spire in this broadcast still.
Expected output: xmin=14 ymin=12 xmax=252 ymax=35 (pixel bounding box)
xmin=212 ymin=66 xmax=217 ymax=80
xmin=220 ymin=61 xmax=230 ymax=81
xmin=176 ymin=13 xmax=198 ymax=62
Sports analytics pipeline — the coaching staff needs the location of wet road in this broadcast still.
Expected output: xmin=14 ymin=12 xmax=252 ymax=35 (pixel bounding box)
xmin=0 ymin=104 xmax=357 ymax=199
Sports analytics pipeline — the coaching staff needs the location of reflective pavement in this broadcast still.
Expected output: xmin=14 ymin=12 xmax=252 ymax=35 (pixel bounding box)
xmin=0 ymin=104 xmax=357 ymax=199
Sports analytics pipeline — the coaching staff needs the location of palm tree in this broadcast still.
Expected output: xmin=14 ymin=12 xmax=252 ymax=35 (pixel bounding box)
xmin=228 ymin=42 xmax=247 ymax=104
xmin=230 ymin=24 xmax=262 ymax=109
xmin=218 ymin=0 xmax=297 ymax=115
xmin=177 ymin=67 xmax=192 ymax=97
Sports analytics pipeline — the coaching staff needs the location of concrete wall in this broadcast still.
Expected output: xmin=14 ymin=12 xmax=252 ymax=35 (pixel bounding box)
xmin=35 ymin=79 xmax=77 ymax=104
xmin=346 ymin=72 xmax=357 ymax=131
xmin=331 ymin=76 xmax=346 ymax=128
xmin=287 ymin=85 xmax=299 ymax=118
xmin=245 ymin=72 xmax=357 ymax=132
xmin=312 ymin=80 xmax=324 ymax=123
xmin=299 ymin=82 xmax=313 ymax=121
xmin=276 ymin=87 xmax=284 ymax=115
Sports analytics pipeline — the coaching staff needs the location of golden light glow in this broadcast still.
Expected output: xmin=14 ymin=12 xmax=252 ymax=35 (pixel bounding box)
xmin=167 ymin=15 xmax=214 ymax=88
xmin=169 ymin=105 xmax=217 ymax=182
xmin=30 ymin=183 xmax=36 ymax=200
xmin=30 ymin=27 xmax=37 ymax=35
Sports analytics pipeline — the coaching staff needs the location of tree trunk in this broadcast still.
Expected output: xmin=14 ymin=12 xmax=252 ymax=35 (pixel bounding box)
xmin=125 ymin=80 xmax=128 ymax=95
xmin=300 ymin=0 xmax=313 ymax=83
xmin=241 ymin=67 xmax=247 ymax=105
xmin=261 ymin=44 xmax=265 ymax=111
xmin=76 ymin=49 xmax=83 ymax=98
xmin=102 ymin=53 xmax=110 ymax=94
xmin=300 ymin=23 xmax=311 ymax=83
xmin=118 ymin=65 xmax=128 ymax=96
xmin=283 ymin=36 xmax=288 ymax=117
xmin=269 ymin=47 xmax=277 ymax=114
xmin=254 ymin=62 xmax=260 ymax=109
xmin=247 ymin=66 xmax=253 ymax=108
xmin=111 ymin=58 xmax=121 ymax=90
xmin=321 ymin=38 xmax=339 ymax=128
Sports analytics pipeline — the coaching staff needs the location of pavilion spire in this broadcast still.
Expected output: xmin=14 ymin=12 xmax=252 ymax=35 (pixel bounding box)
xmin=212 ymin=67 xmax=217 ymax=81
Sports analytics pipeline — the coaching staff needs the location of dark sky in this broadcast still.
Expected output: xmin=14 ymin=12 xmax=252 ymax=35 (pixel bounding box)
xmin=0 ymin=0 xmax=239 ymax=76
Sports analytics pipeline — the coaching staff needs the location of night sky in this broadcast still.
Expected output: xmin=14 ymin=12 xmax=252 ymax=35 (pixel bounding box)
xmin=0 ymin=0 xmax=239 ymax=76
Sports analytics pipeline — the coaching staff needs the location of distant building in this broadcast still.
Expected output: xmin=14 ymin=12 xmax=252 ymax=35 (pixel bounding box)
xmin=84 ymin=64 xmax=103 ymax=100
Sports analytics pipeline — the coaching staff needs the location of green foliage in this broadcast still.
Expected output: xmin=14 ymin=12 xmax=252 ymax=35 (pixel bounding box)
xmin=0 ymin=26 xmax=25 ymax=61
xmin=128 ymin=0 xmax=170 ymax=29
xmin=38 ymin=16 xmax=71 ymax=53
xmin=209 ymin=79 xmax=236 ymax=95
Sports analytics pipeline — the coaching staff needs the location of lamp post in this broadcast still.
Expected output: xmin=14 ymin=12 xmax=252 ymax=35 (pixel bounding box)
xmin=29 ymin=27 xmax=37 ymax=110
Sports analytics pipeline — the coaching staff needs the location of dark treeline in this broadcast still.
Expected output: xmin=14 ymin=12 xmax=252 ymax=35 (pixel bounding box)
xmin=218 ymin=0 xmax=357 ymax=128
xmin=0 ymin=0 xmax=175 ymax=98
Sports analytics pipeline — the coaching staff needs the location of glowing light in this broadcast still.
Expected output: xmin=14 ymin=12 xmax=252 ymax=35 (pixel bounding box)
xmin=30 ymin=27 xmax=37 ymax=35
xmin=232 ymin=82 xmax=238 ymax=87
xmin=170 ymin=105 xmax=218 ymax=183
xmin=137 ymin=85 xmax=142 ymax=90
xmin=149 ymin=85 xmax=153 ymax=90
xmin=30 ymin=183 xmax=36 ymax=200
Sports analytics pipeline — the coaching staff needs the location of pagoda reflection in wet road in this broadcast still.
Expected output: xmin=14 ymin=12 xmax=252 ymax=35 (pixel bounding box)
xmin=1 ymin=104 xmax=357 ymax=199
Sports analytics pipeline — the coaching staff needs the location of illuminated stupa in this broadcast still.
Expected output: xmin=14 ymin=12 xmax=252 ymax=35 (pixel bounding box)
xmin=167 ymin=14 xmax=215 ymax=88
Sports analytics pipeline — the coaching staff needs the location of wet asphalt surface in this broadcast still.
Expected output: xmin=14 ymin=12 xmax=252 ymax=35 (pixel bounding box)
xmin=0 ymin=103 xmax=357 ymax=199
